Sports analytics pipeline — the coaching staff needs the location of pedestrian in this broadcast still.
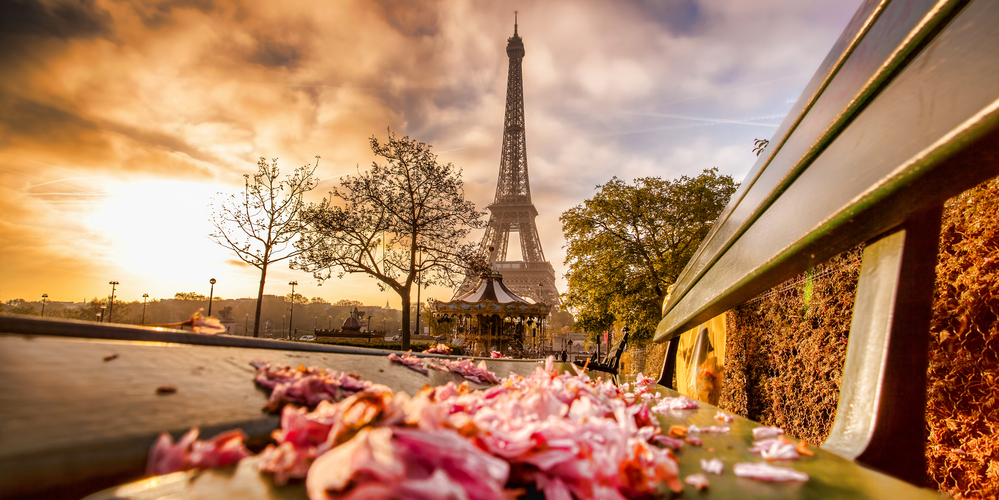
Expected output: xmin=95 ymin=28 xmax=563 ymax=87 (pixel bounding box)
xmin=560 ymin=349 xmax=568 ymax=362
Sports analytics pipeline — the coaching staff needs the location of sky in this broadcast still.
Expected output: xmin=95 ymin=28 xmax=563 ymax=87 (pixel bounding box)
xmin=0 ymin=0 xmax=862 ymax=308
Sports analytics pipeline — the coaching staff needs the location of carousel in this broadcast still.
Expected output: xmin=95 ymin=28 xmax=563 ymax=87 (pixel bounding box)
xmin=430 ymin=272 xmax=552 ymax=358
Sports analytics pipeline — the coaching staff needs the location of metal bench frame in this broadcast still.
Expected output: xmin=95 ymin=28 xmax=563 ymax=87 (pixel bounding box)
xmin=653 ymin=0 xmax=999 ymax=486
xmin=574 ymin=329 xmax=629 ymax=380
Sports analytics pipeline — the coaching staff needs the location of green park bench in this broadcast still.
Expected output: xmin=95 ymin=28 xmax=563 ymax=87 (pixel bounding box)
xmin=650 ymin=0 xmax=999 ymax=494
xmin=2 ymin=1 xmax=998 ymax=499
xmin=574 ymin=327 xmax=629 ymax=381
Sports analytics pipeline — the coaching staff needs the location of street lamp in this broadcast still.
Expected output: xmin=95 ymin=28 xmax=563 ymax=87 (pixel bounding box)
xmin=40 ymin=294 xmax=48 ymax=317
xmin=141 ymin=293 xmax=149 ymax=324
xmin=288 ymin=281 xmax=298 ymax=338
xmin=99 ymin=305 xmax=106 ymax=323
xmin=208 ymin=278 xmax=217 ymax=316
xmin=108 ymin=281 xmax=119 ymax=323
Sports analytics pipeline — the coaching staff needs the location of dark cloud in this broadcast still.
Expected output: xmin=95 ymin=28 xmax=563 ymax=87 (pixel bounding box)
xmin=0 ymin=92 xmax=104 ymax=149
xmin=0 ymin=0 xmax=113 ymax=39
xmin=373 ymin=0 xmax=440 ymax=38
xmin=247 ymin=39 xmax=302 ymax=68
xmin=627 ymin=0 xmax=705 ymax=35
xmin=127 ymin=0 xmax=216 ymax=28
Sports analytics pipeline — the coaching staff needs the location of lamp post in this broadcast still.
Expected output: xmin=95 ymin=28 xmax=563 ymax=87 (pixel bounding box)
xmin=141 ymin=293 xmax=149 ymax=324
xmin=288 ymin=281 xmax=297 ymax=338
xmin=245 ymin=314 xmax=249 ymax=336
xmin=99 ymin=305 xmax=106 ymax=323
xmin=107 ymin=281 xmax=119 ymax=323
xmin=40 ymin=294 xmax=48 ymax=317
xmin=208 ymin=278 xmax=216 ymax=316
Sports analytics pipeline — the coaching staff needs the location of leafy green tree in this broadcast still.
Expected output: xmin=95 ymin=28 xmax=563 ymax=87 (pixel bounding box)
xmin=210 ymin=156 xmax=320 ymax=337
xmin=560 ymin=168 xmax=737 ymax=344
xmin=295 ymin=130 xmax=486 ymax=349
xmin=549 ymin=310 xmax=575 ymax=332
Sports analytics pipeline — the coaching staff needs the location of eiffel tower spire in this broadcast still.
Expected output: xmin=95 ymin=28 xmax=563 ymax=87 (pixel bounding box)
xmin=456 ymin=17 xmax=560 ymax=308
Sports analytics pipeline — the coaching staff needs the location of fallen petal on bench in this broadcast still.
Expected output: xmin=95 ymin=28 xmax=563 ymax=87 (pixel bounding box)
xmin=651 ymin=395 xmax=700 ymax=412
xmin=687 ymin=424 xmax=730 ymax=434
xmin=751 ymin=425 xmax=783 ymax=440
xmin=760 ymin=441 xmax=800 ymax=461
xmin=701 ymin=458 xmax=723 ymax=475
xmin=733 ymin=462 xmax=809 ymax=482
xmin=146 ymin=428 xmax=252 ymax=476
xmin=749 ymin=437 xmax=782 ymax=454
xmin=685 ymin=473 xmax=709 ymax=490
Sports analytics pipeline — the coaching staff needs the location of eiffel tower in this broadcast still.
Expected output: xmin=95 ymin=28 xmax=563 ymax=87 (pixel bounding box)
xmin=456 ymin=16 xmax=561 ymax=308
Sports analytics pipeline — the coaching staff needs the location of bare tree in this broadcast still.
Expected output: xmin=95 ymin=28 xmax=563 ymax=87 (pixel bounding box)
xmin=210 ymin=157 xmax=319 ymax=337
xmin=294 ymin=131 xmax=486 ymax=349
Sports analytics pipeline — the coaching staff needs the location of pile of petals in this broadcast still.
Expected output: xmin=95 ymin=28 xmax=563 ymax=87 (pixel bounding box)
xmin=153 ymin=357 xmax=685 ymax=499
xmin=424 ymin=343 xmax=452 ymax=355
xmin=147 ymin=428 xmax=252 ymax=476
xmin=489 ymin=351 xmax=512 ymax=359
xmin=250 ymin=360 xmax=376 ymax=411
xmin=429 ymin=357 xmax=501 ymax=384
xmin=387 ymin=351 xmax=429 ymax=375
xmin=389 ymin=350 xmax=501 ymax=385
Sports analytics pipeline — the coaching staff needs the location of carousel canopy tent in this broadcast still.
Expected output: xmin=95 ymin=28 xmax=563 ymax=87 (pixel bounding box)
xmin=431 ymin=272 xmax=552 ymax=358
xmin=433 ymin=272 xmax=551 ymax=318
xmin=457 ymin=272 xmax=531 ymax=304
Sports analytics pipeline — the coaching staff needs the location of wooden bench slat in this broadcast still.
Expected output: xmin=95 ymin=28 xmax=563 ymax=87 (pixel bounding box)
xmin=656 ymin=0 xmax=999 ymax=341
xmin=0 ymin=324 xmax=545 ymax=499
xmin=82 ymin=379 xmax=945 ymax=500
xmin=675 ymin=0 xmax=923 ymax=300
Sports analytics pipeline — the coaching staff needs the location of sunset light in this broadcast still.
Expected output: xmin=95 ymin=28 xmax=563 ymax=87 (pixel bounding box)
xmin=0 ymin=0 xmax=861 ymax=307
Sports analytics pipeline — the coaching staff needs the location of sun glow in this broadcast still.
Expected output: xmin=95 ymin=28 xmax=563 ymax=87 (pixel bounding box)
xmin=80 ymin=177 xmax=247 ymax=300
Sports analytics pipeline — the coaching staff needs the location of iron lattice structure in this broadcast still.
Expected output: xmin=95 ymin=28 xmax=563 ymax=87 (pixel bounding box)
xmin=456 ymin=19 xmax=561 ymax=308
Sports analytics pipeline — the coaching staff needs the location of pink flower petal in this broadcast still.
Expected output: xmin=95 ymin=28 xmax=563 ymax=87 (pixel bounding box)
xmin=685 ymin=473 xmax=710 ymax=490
xmin=701 ymin=458 xmax=723 ymax=474
xmin=733 ymin=462 xmax=809 ymax=481
xmin=752 ymin=426 xmax=783 ymax=440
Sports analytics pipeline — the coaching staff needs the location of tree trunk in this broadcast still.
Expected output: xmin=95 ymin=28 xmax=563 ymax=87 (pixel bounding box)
xmin=253 ymin=262 xmax=268 ymax=338
xmin=399 ymin=286 xmax=412 ymax=350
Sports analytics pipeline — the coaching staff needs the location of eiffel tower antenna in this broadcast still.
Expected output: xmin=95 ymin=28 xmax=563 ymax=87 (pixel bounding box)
xmin=455 ymin=17 xmax=561 ymax=308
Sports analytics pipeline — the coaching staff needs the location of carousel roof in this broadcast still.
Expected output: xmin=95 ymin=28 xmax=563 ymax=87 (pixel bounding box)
xmin=455 ymin=272 xmax=531 ymax=304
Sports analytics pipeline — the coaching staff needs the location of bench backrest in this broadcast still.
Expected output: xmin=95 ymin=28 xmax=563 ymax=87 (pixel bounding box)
xmin=654 ymin=0 xmax=999 ymax=486
xmin=603 ymin=329 xmax=629 ymax=370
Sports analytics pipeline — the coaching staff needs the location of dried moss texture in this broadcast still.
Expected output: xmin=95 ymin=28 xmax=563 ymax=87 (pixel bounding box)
xmin=926 ymin=178 xmax=999 ymax=499
xmin=717 ymin=248 xmax=863 ymax=444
